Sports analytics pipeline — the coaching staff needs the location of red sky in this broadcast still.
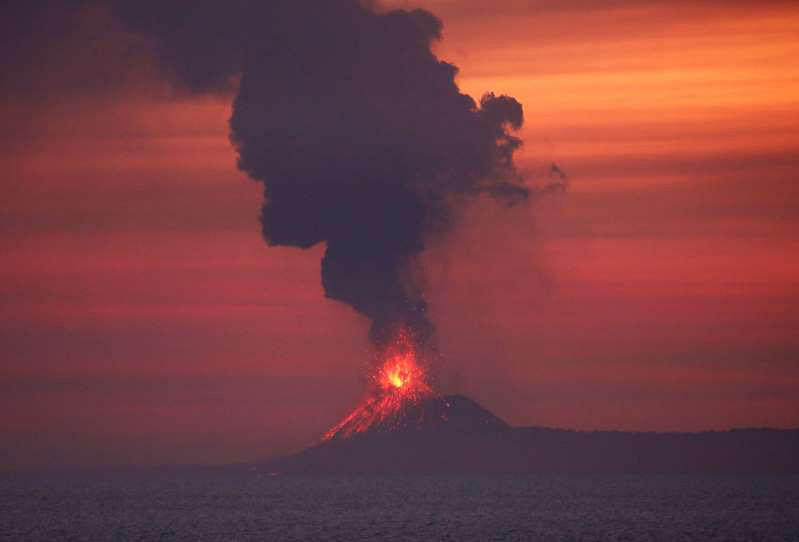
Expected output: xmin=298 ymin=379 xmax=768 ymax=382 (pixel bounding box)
xmin=2 ymin=0 xmax=798 ymax=469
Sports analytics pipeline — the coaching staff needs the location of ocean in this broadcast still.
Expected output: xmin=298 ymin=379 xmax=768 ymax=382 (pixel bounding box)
xmin=2 ymin=473 xmax=798 ymax=541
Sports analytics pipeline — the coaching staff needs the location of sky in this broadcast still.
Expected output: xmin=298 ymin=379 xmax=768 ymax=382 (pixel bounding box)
xmin=1 ymin=0 xmax=798 ymax=470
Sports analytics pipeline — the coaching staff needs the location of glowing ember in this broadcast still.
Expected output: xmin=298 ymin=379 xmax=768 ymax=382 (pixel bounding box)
xmin=378 ymin=352 xmax=424 ymax=392
xmin=323 ymin=330 xmax=433 ymax=441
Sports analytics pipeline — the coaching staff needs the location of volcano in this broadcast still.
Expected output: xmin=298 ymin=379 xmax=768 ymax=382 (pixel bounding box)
xmin=264 ymin=393 xmax=799 ymax=475
xmin=261 ymin=331 xmax=799 ymax=475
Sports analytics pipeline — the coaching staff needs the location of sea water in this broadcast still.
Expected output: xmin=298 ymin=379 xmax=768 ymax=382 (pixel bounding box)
xmin=2 ymin=473 xmax=798 ymax=541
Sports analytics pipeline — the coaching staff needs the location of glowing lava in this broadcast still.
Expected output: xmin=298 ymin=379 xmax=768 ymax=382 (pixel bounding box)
xmin=378 ymin=351 xmax=425 ymax=392
xmin=323 ymin=331 xmax=433 ymax=441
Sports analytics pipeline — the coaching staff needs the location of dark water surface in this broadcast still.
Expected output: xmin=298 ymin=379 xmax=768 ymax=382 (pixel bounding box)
xmin=2 ymin=473 xmax=798 ymax=541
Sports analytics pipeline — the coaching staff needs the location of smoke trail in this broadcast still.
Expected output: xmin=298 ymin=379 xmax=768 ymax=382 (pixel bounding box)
xmin=114 ymin=0 xmax=527 ymax=350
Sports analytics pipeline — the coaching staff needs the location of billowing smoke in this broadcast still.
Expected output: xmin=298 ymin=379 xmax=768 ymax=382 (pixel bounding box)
xmin=114 ymin=1 xmax=527 ymax=350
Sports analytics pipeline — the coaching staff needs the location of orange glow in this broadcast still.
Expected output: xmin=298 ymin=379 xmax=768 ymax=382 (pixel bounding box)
xmin=372 ymin=329 xmax=433 ymax=399
xmin=323 ymin=329 xmax=433 ymax=441
xmin=378 ymin=352 xmax=424 ymax=391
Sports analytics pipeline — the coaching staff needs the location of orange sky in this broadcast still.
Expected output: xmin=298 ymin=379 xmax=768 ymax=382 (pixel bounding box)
xmin=1 ymin=0 xmax=798 ymax=469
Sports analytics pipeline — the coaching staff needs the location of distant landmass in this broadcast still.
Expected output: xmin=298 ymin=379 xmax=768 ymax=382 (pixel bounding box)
xmin=264 ymin=395 xmax=799 ymax=475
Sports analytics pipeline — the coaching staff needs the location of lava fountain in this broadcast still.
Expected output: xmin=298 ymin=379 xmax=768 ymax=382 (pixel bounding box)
xmin=323 ymin=329 xmax=434 ymax=441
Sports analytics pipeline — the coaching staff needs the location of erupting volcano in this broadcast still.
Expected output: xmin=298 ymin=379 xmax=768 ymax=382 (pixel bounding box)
xmin=321 ymin=329 xmax=512 ymax=446
xmin=324 ymin=330 xmax=434 ymax=441
xmin=102 ymin=1 xmax=799 ymax=479
xmin=113 ymin=0 xmax=554 ymax=463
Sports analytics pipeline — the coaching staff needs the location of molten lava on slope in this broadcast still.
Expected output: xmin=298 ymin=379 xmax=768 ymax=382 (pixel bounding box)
xmin=323 ymin=330 xmax=435 ymax=441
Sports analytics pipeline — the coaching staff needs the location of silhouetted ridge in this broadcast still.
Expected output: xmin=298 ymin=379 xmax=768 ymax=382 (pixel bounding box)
xmin=265 ymin=395 xmax=799 ymax=475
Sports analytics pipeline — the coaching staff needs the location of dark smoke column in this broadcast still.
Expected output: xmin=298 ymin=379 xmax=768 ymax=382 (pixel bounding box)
xmin=115 ymin=0 xmax=527 ymax=351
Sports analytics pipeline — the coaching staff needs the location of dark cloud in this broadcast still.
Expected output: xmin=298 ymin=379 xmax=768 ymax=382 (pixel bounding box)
xmin=111 ymin=0 xmax=528 ymax=350
xmin=0 ymin=1 xmax=154 ymax=103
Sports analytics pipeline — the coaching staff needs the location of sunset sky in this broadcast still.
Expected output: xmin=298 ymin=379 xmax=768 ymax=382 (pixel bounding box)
xmin=2 ymin=0 xmax=798 ymax=470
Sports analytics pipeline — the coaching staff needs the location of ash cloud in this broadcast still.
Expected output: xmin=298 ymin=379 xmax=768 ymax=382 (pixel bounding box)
xmin=113 ymin=0 xmax=528 ymax=350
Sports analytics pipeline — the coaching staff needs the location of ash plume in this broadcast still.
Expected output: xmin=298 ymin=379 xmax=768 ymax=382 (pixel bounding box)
xmin=113 ymin=0 xmax=528 ymax=350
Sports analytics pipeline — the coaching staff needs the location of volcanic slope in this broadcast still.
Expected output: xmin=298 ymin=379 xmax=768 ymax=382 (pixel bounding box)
xmin=270 ymin=394 xmax=516 ymax=475
xmin=324 ymin=394 xmax=509 ymax=441
xmin=265 ymin=394 xmax=799 ymax=475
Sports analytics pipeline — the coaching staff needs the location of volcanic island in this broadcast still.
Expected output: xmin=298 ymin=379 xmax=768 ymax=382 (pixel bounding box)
xmin=263 ymin=334 xmax=799 ymax=475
